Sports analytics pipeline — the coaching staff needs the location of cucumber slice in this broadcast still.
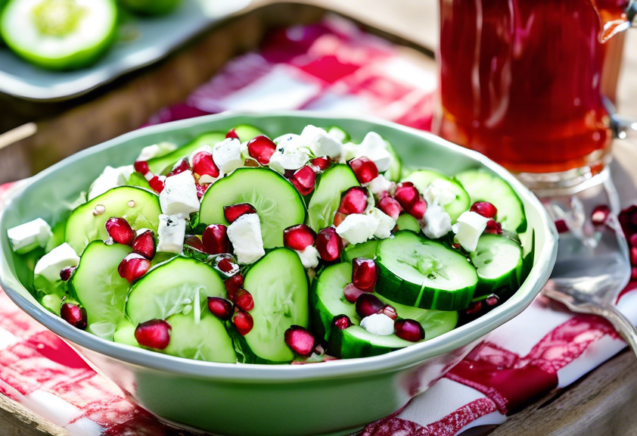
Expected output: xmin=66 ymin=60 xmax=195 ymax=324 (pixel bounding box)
xmin=233 ymin=124 xmax=267 ymax=143
xmin=65 ymin=186 xmax=161 ymax=254
xmin=384 ymin=140 xmax=402 ymax=182
xmin=237 ymin=248 xmax=309 ymax=363
xmin=117 ymin=0 xmax=180 ymax=15
xmin=327 ymin=126 xmax=350 ymax=143
xmin=163 ymin=312 xmax=236 ymax=363
xmin=455 ymin=169 xmax=527 ymax=233
xmin=521 ymin=229 xmax=535 ymax=285
xmin=307 ymin=164 xmax=359 ymax=231
xmin=396 ymin=214 xmax=420 ymax=233
xmin=328 ymin=325 xmax=413 ymax=359
xmin=126 ymin=171 xmax=151 ymax=190
xmin=113 ymin=319 xmax=139 ymax=348
xmin=470 ymin=235 xmax=523 ymax=298
xmin=404 ymin=169 xmax=471 ymax=223
xmin=45 ymin=220 xmax=66 ymax=253
xmin=147 ymin=132 xmax=225 ymax=175
xmin=312 ymin=262 xmax=458 ymax=343
xmin=70 ymin=241 xmax=132 ymax=339
xmin=343 ymin=240 xmax=379 ymax=262
xmin=376 ymin=231 xmax=477 ymax=310
xmin=199 ymin=168 xmax=306 ymax=248
xmin=126 ymin=257 xmax=226 ymax=325
xmin=1 ymin=0 xmax=118 ymax=71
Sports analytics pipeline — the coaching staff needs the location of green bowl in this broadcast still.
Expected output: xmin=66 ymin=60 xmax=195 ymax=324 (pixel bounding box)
xmin=0 ymin=112 xmax=557 ymax=436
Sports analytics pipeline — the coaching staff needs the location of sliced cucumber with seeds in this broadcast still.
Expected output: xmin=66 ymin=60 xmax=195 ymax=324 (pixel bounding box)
xmin=521 ymin=229 xmax=535 ymax=285
xmin=236 ymin=248 xmax=309 ymax=363
xmin=65 ymin=186 xmax=161 ymax=254
xmin=470 ymin=234 xmax=523 ymax=298
xmin=312 ymin=262 xmax=458 ymax=343
xmin=396 ymin=214 xmax=420 ymax=233
xmin=404 ymin=169 xmax=470 ymax=223
xmin=200 ymin=168 xmax=306 ymax=248
xmin=376 ymin=231 xmax=477 ymax=310
xmin=328 ymin=325 xmax=413 ymax=359
xmin=1 ymin=0 xmax=118 ymax=71
xmin=455 ymin=169 xmax=527 ymax=233
xmin=163 ymin=311 xmax=236 ymax=363
xmin=70 ymin=241 xmax=132 ymax=340
xmin=307 ymin=164 xmax=359 ymax=231
xmin=233 ymin=124 xmax=267 ymax=143
xmin=126 ymin=257 xmax=226 ymax=325
xmin=147 ymin=132 xmax=225 ymax=175
xmin=343 ymin=240 xmax=379 ymax=262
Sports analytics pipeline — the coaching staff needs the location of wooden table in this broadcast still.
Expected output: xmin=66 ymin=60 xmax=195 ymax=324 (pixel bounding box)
xmin=2 ymin=1 xmax=637 ymax=435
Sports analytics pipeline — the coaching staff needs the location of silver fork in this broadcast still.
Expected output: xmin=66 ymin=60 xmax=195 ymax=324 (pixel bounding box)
xmin=542 ymin=173 xmax=637 ymax=356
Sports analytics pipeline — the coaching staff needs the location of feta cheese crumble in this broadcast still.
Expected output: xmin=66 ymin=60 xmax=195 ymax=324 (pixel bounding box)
xmin=157 ymin=214 xmax=186 ymax=253
xmin=159 ymin=170 xmax=200 ymax=218
xmin=366 ymin=175 xmax=395 ymax=196
xmin=301 ymin=125 xmax=343 ymax=159
xmin=360 ymin=314 xmax=395 ymax=336
xmin=34 ymin=243 xmax=79 ymax=283
xmin=336 ymin=213 xmax=378 ymax=245
xmin=422 ymin=204 xmax=452 ymax=239
xmin=212 ymin=138 xmax=243 ymax=175
xmin=88 ymin=166 xmax=134 ymax=200
xmin=269 ymin=149 xmax=310 ymax=174
xmin=452 ymin=211 xmax=489 ymax=252
xmin=296 ymin=245 xmax=320 ymax=269
xmin=227 ymin=213 xmax=265 ymax=265
xmin=7 ymin=218 xmax=52 ymax=253
xmin=368 ymin=208 xmax=396 ymax=239
xmin=357 ymin=132 xmax=393 ymax=172
xmin=423 ymin=179 xmax=456 ymax=207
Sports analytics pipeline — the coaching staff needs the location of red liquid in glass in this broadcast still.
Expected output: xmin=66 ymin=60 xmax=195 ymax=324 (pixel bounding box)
xmin=434 ymin=0 xmax=629 ymax=174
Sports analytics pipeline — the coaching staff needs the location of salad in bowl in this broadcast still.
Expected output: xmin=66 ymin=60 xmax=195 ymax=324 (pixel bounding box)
xmin=6 ymin=121 xmax=533 ymax=365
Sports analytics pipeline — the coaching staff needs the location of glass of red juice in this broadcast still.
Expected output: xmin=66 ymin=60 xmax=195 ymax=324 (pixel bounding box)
xmin=433 ymin=0 xmax=632 ymax=193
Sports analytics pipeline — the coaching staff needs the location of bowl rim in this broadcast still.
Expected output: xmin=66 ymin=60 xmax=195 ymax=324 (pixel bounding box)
xmin=0 ymin=111 xmax=558 ymax=382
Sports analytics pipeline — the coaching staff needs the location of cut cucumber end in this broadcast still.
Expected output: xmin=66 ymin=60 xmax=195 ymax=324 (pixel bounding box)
xmin=307 ymin=164 xmax=360 ymax=231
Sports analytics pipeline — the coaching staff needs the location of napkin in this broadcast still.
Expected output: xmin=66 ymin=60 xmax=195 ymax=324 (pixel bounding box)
xmin=1 ymin=15 xmax=635 ymax=436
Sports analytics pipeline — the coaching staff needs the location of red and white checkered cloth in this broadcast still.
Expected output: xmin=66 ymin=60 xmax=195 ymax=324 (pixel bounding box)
xmin=2 ymin=16 xmax=637 ymax=436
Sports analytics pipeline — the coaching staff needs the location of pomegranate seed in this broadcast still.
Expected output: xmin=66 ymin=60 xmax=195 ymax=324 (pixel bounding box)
xmin=355 ymin=293 xmax=385 ymax=318
xmin=452 ymin=243 xmax=461 ymax=249
xmin=105 ymin=218 xmax=135 ymax=245
xmin=216 ymin=257 xmax=239 ymax=275
xmin=349 ymin=156 xmax=379 ymax=184
xmin=631 ymin=247 xmax=637 ymax=266
xmin=408 ymin=198 xmax=427 ymax=220
xmin=283 ymin=224 xmax=316 ymax=251
xmin=60 ymin=266 xmax=76 ymax=281
xmin=394 ymin=319 xmax=424 ymax=342
xmin=465 ymin=301 xmax=483 ymax=315
xmin=379 ymin=305 xmax=397 ymax=320
xmin=632 ymin=266 xmax=637 ymax=280
xmin=134 ymin=160 xmax=149 ymax=175
xmin=291 ymin=166 xmax=316 ymax=196
xmin=311 ymin=156 xmax=331 ymax=172
xmin=333 ymin=212 xmax=346 ymax=227
xmin=352 ymin=258 xmax=377 ymax=291
xmin=196 ymin=184 xmax=209 ymax=199
xmin=470 ymin=202 xmax=498 ymax=219
xmin=192 ymin=151 xmax=220 ymax=179
xmin=247 ymin=136 xmax=276 ymax=165
xmin=484 ymin=219 xmax=503 ymax=235
xmin=132 ymin=230 xmax=156 ymax=259
xmin=555 ymin=219 xmax=569 ymax=233
xmin=235 ymin=289 xmax=254 ymax=312
xmin=630 ymin=234 xmax=637 ymax=247
xmin=315 ymin=227 xmax=343 ymax=262
xmin=485 ymin=294 xmax=500 ymax=306
xmin=226 ymin=128 xmax=239 ymax=140
xmin=378 ymin=197 xmax=402 ymax=220
xmin=394 ymin=184 xmax=419 ymax=209
xmin=225 ymin=274 xmax=244 ymax=300
xmin=184 ymin=235 xmax=205 ymax=251
xmin=343 ymin=283 xmax=366 ymax=303
xmin=60 ymin=303 xmax=87 ymax=329
xmin=591 ymin=205 xmax=611 ymax=226
xmin=233 ymin=311 xmax=253 ymax=335
xmin=149 ymin=175 xmax=165 ymax=193
xmin=207 ymin=297 xmax=234 ymax=320
xmin=333 ymin=314 xmax=353 ymax=330
xmin=167 ymin=159 xmax=190 ymax=177
xmin=338 ymin=187 xmax=368 ymax=215
xmin=118 ymin=254 xmax=151 ymax=283
xmin=202 ymin=224 xmax=230 ymax=254
xmin=284 ymin=326 xmax=315 ymax=356
xmin=135 ymin=319 xmax=171 ymax=349
xmin=224 ymin=203 xmax=256 ymax=223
